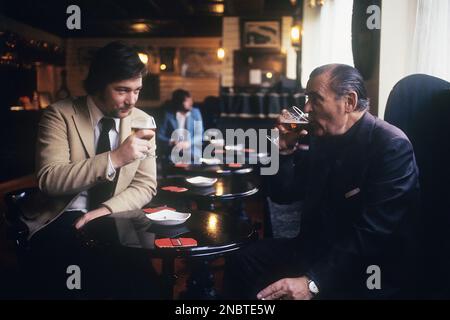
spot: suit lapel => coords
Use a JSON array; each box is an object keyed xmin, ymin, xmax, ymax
[
  {"xmin": 186, "ymin": 113, "xmax": 193, "ymax": 134},
  {"xmin": 115, "ymin": 110, "xmax": 138, "ymax": 194},
  {"xmin": 72, "ymin": 97, "xmax": 95, "ymax": 158},
  {"xmin": 119, "ymin": 110, "xmax": 132, "ymax": 143},
  {"xmin": 335, "ymin": 148, "xmax": 368, "ymax": 196},
  {"xmin": 72, "ymin": 98, "xmax": 138, "ymax": 195},
  {"xmin": 332, "ymin": 144, "xmax": 366, "ymax": 200},
  {"xmin": 304, "ymin": 112, "xmax": 376, "ymax": 212},
  {"xmin": 331, "ymin": 112, "xmax": 375, "ymax": 199},
  {"xmin": 169, "ymin": 113, "xmax": 178, "ymax": 130},
  {"xmin": 304, "ymin": 140, "xmax": 333, "ymax": 214}
]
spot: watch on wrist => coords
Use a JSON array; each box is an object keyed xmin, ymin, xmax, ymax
[{"xmin": 308, "ymin": 279, "xmax": 319, "ymax": 295}]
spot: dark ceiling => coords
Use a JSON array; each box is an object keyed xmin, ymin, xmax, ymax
[{"xmin": 0, "ymin": 0, "xmax": 297, "ymax": 38}]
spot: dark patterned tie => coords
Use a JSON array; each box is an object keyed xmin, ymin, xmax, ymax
[{"xmin": 88, "ymin": 118, "xmax": 116, "ymax": 210}]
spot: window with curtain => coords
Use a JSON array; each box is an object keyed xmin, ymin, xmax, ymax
[
  {"xmin": 301, "ymin": 0, "xmax": 354, "ymax": 87},
  {"xmin": 379, "ymin": 0, "xmax": 450, "ymax": 118},
  {"xmin": 410, "ymin": 0, "xmax": 450, "ymax": 81}
]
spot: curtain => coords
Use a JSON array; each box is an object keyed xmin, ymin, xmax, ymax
[
  {"xmin": 410, "ymin": 0, "xmax": 450, "ymax": 81},
  {"xmin": 301, "ymin": 0, "xmax": 354, "ymax": 86}
]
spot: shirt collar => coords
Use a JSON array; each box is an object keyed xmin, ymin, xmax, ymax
[
  {"xmin": 312, "ymin": 112, "xmax": 367, "ymax": 158},
  {"xmin": 87, "ymin": 96, "xmax": 120, "ymax": 132}
]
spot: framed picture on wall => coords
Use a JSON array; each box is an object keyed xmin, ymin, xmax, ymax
[
  {"xmin": 242, "ymin": 20, "xmax": 281, "ymax": 49},
  {"xmin": 179, "ymin": 48, "xmax": 221, "ymax": 78}
]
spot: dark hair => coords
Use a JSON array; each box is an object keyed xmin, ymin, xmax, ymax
[
  {"xmin": 84, "ymin": 41, "xmax": 148, "ymax": 95},
  {"xmin": 171, "ymin": 89, "xmax": 191, "ymax": 112},
  {"xmin": 310, "ymin": 64, "xmax": 370, "ymax": 111}
]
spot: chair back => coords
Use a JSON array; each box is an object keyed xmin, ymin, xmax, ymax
[
  {"xmin": 384, "ymin": 74, "xmax": 450, "ymax": 298},
  {"xmin": 4, "ymin": 187, "xmax": 39, "ymax": 251}
]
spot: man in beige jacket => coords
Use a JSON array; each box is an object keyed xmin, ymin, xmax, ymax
[{"xmin": 29, "ymin": 41, "xmax": 160, "ymax": 298}]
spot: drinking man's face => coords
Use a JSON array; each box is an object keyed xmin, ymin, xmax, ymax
[
  {"xmin": 95, "ymin": 77, "xmax": 142, "ymax": 118},
  {"xmin": 304, "ymin": 72, "xmax": 356, "ymax": 136}
]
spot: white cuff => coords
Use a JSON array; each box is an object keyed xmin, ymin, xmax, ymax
[{"xmin": 107, "ymin": 153, "xmax": 116, "ymax": 179}]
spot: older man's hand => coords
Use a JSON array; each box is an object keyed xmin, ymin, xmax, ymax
[{"xmin": 257, "ymin": 276, "xmax": 314, "ymax": 300}]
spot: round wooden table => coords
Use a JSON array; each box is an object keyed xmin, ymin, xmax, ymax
[
  {"xmin": 165, "ymin": 162, "xmax": 255, "ymax": 177},
  {"xmin": 79, "ymin": 209, "xmax": 257, "ymax": 299},
  {"xmin": 157, "ymin": 175, "xmax": 259, "ymax": 201}
]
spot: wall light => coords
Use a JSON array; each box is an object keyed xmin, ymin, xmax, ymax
[
  {"xmin": 217, "ymin": 47, "xmax": 225, "ymax": 60},
  {"xmin": 130, "ymin": 23, "xmax": 151, "ymax": 33},
  {"xmin": 210, "ymin": 4, "xmax": 224, "ymax": 14},
  {"xmin": 308, "ymin": 0, "xmax": 325, "ymax": 8},
  {"xmin": 290, "ymin": 24, "xmax": 301, "ymax": 47},
  {"xmin": 160, "ymin": 63, "xmax": 167, "ymax": 71}
]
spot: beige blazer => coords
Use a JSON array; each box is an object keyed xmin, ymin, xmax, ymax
[{"xmin": 25, "ymin": 96, "xmax": 157, "ymax": 239}]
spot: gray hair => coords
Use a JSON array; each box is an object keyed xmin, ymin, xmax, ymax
[{"xmin": 310, "ymin": 64, "xmax": 370, "ymax": 111}]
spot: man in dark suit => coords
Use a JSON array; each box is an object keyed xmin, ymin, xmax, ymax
[{"xmin": 225, "ymin": 64, "xmax": 420, "ymax": 299}]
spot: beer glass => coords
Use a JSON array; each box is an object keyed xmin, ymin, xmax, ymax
[
  {"xmin": 131, "ymin": 117, "xmax": 157, "ymax": 159},
  {"xmin": 267, "ymin": 106, "xmax": 309, "ymax": 148},
  {"xmin": 280, "ymin": 106, "xmax": 309, "ymax": 132}
]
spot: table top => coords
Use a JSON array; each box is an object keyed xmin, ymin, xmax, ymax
[
  {"xmin": 157, "ymin": 175, "xmax": 259, "ymax": 200},
  {"xmin": 80, "ymin": 209, "xmax": 256, "ymax": 258},
  {"xmin": 166, "ymin": 162, "xmax": 255, "ymax": 177}
]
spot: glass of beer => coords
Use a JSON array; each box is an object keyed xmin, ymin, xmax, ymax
[
  {"xmin": 131, "ymin": 117, "xmax": 157, "ymax": 159},
  {"xmin": 280, "ymin": 106, "xmax": 309, "ymax": 132},
  {"xmin": 267, "ymin": 106, "xmax": 309, "ymax": 148}
]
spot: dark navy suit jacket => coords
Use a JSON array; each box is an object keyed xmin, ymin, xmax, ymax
[{"xmin": 270, "ymin": 112, "xmax": 420, "ymax": 298}]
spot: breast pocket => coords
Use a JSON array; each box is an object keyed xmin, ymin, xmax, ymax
[{"xmin": 341, "ymin": 187, "xmax": 363, "ymax": 219}]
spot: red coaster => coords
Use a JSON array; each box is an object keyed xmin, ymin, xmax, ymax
[
  {"xmin": 227, "ymin": 163, "xmax": 243, "ymax": 168},
  {"xmin": 155, "ymin": 238, "xmax": 198, "ymax": 248},
  {"xmin": 174, "ymin": 163, "xmax": 189, "ymax": 168},
  {"xmin": 161, "ymin": 186, "xmax": 188, "ymax": 192}
]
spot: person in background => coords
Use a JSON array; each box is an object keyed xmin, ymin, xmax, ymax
[{"xmin": 157, "ymin": 89, "xmax": 204, "ymax": 163}]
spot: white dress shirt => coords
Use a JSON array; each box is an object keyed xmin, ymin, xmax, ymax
[
  {"xmin": 176, "ymin": 111, "xmax": 191, "ymax": 130},
  {"xmin": 67, "ymin": 96, "xmax": 120, "ymax": 212},
  {"xmin": 175, "ymin": 111, "xmax": 191, "ymax": 143}
]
